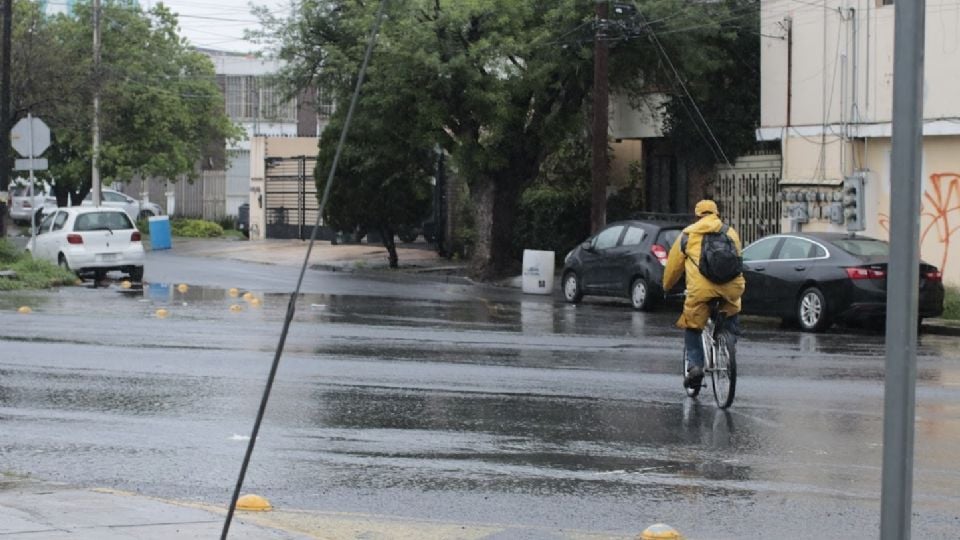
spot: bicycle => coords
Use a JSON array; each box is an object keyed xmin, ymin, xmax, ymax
[{"xmin": 683, "ymin": 299, "xmax": 737, "ymax": 409}]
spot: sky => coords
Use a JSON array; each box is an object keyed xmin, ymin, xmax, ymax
[{"xmin": 142, "ymin": 0, "xmax": 293, "ymax": 53}]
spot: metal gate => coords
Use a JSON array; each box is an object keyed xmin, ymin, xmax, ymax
[
  {"xmin": 714, "ymin": 153, "xmax": 782, "ymax": 245},
  {"xmin": 264, "ymin": 156, "xmax": 319, "ymax": 239}
]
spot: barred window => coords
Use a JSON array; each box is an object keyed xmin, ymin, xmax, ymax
[{"xmin": 224, "ymin": 75, "xmax": 297, "ymax": 122}]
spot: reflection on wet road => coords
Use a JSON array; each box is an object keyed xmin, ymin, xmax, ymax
[{"xmin": 1, "ymin": 258, "xmax": 959, "ymax": 538}]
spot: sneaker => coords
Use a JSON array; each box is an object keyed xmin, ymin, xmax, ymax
[{"xmin": 684, "ymin": 366, "xmax": 704, "ymax": 388}]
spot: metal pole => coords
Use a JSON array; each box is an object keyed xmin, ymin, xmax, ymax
[
  {"xmin": 0, "ymin": 0, "xmax": 12, "ymax": 237},
  {"xmin": 29, "ymin": 114, "xmax": 36, "ymax": 240},
  {"xmin": 590, "ymin": 0, "xmax": 609, "ymax": 234},
  {"xmin": 880, "ymin": 0, "xmax": 925, "ymax": 537},
  {"xmin": 92, "ymin": 0, "xmax": 102, "ymax": 206}
]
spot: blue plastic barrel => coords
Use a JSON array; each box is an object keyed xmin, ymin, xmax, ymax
[{"xmin": 148, "ymin": 216, "xmax": 172, "ymax": 250}]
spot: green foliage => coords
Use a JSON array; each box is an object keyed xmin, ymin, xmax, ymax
[
  {"xmin": 607, "ymin": 161, "xmax": 646, "ymax": 222},
  {"xmin": 513, "ymin": 184, "xmax": 590, "ymax": 264},
  {"xmin": 171, "ymin": 219, "xmax": 224, "ymax": 238},
  {"xmin": 0, "ymin": 240, "xmax": 78, "ymax": 291},
  {"xmin": 8, "ymin": 0, "xmax": 242, "ymax": 204},
  {"xmin": 943, "ymin": 287, "xmax": 960, "ymax": 320}
]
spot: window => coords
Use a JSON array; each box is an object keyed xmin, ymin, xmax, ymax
[
  {"xmin": 38, "ymin": 212, "xmax": 54, "ymax": 233},
  {"xmin": 104, "ymin": 191, "xmax": 128, "ymax": 203},
  {"xmin": 621, "ymin": 226, "xmax": 647, "ymax": 246},
  {"xmin": 75, "ymin": 212, "xmax": 134, "ymax": 231},
  {"xmin": 52, "ymin": 212, "xmax": 68, "ymax": 231},
  {"xmin": 832, "ymin": 238, "xmax": 889, "ymax": 257},
  {"xmin": 777, "ymin": 238, "xmax": 815, "ymax": 260},
  {"xmin": 743, "ymin": 237, "xmax": 781, "ymax": 262},
  {"xmin": 593, "ymin": 225, "xmax": 624, "ymax": 250},
  {"xmin": 224, "ymin": 75, "xmax": 297, "ymax": 122}
]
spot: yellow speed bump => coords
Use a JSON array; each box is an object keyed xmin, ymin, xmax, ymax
[
  {"xmin": 235, "ymin": 494, "xmax": 272, "ymax": 512},
  {"xmin": 155, "ymin": 308, "xmax": 169, "ymax": 319},
  {"xmin": 229, "ymin": 304, "xmax": 243, "ymax": 313},
  {"xmin": 242, "ymin": 291, "xmax": 254, "ymax": 302},
  {"xmin": 177, "ymin": 283, "xmax": 189, "ymax": 293},
  {"xmin": 120, "ymin": 280, "xmax": 132, "ymax": 289},
  {"xmin": 249, "ymin": 297, "xmax": 262, "ymax": 308},
  {"xmin": 639, "ymin": 524, "xmax": 683, "ymax": 540},
  {"xmin": 17, "ymin": 306, "xmax": 32, "ymax": 314},
  {"xmin": 228, "ymin": 287, "xmax": 240, "ymax": 297}
]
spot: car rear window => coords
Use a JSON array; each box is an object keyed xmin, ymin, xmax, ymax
[
  {"xmin": 656, "ymin": 228, "xmax": 681, "ymax": 249},
  {"xmin": 832, "ymin": 238, "xmax": 889, "ymax": 257},
  {"xmin": 74, "ymin": 211, "xmax": 134, "ymax": 231}
]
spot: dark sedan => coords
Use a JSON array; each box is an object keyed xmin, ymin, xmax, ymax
[
  {"xmin": 561, "ymin": 220, "xmax": 685, "ymax": 310},
  {"xmin": 740, "ymin": 232, "xmax": 944, "ymax": 332}
]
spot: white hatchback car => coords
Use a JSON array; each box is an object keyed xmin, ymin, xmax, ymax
[
  {"xmin": 29, "ymin": 207, "xmax": 146, "ymax": 281},
  {"xmin": 81, "ymin": 189, "xmax": 163, "ymax": 221}
]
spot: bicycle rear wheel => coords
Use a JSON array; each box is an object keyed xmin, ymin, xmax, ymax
[{"xmin": 710, "ymin": 332, "xmax": 736, "ymax": 409}]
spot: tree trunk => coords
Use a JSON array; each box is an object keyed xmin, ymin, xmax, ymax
[
  {"xmin": 379, "ymin": 224, "xmax": 399, "ymax": 269},
  {"xmin": 470, "ymin": 175, "xmax": 522, "ymax": 280}
]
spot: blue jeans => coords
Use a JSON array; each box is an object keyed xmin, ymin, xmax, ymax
[{"xmin": 685, "ymin": 315, "xmax": 740, "ymax": 370}]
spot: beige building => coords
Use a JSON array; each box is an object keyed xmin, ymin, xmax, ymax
[{"xmin": 759, "ymin": 0, "xmax": 960, "ymax": 285}]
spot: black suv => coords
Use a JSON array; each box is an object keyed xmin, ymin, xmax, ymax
[{"xmin": 561, "ymin": 219, "xmax": 685, "ymax": 310}]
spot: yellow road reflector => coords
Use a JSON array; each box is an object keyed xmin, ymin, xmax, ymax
[
  {"xmin": 242, "ymin": 291, "xmax": 254, "ymax": 301},
  {"xmin": 236, "ymin": 494, "xmax": 272, "ymax": 512},
  {"xmin": 120, "ymin": 280, "xmax": 132, "ymax": 289},
  {"xmin": 228, "ymin": 288, "xmax": 240, "ymax": 297},
  {"xmin": 177, "ymin": 283, "xmax": 189, "ymax": 293},
  {"xmin": 250, "ymin": 297, "xmax": 262, "ymax": 308},
  {"xmin": 639, "ymin": 524, "xmax": 683, "ymax": 540},
  {"xmin": 17, "ymin": 306, "xmax": 32, "ymax": 314},
  {"xmin": 155, "ymin": 308, "xmax": 169, "ymax": 319},
  {"xmin": 229, "ymin": 304, "xmax": 243, "ymax": 313}
]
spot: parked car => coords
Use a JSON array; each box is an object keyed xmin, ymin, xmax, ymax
[
  {"xmin": 9, "ymin": 183, "xmax": 55, "ymax": 225},
  {"xmin": 28, "ymin": 207, "xmax": 145, "ymax": 281},
  {"xmin": 81, "ymin": 189, "xmax": 163, "ymax": 221},
  {"xmin": 740, "ymin": 232, "xmax": 944, "ymax": 332},
  {"xmin": 561, "ymin": 220, "xmax": 685, "ymax": 310}
]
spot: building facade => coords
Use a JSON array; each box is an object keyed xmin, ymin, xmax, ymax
[{"xmin": 759, "ymin": 0, "xmax": 960, "ymax": 285}]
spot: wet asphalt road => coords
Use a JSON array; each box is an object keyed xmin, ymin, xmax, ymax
[{"xmin": 1, "ymin": 252, "xmax": 959, "ymax": 538}]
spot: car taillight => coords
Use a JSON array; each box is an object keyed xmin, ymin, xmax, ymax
[
  {"xmin": 131, "ymin": 231, "xmax": 141, "ymax": 242},
  {"xmin": 924, "ymin": 270, "xmax": 942, "ymax": 282},
  {"xmin": 845, "ymin": 266, "xmax": 885, "ymax": 280},
  {"xmin": 651, "ymin": 244, "xmax": 668, "ymax": 266},
  {"xmin": 67, "ymin": 234, "xmax": 83, "ymax": 245}
]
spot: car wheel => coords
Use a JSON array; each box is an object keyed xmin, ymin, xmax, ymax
[
  {"xmin": 58, "ymin": 254, "xmax": 76, "ymax": 276},
  {"xmin": 797, "ymin": 286, "xmax": 831, "ymax": 332},
  {"xmin": 562, "ymin": 271, "xmax": 583, "ymax": 304},
  {"xmin": 398, "ymin": 228, "xmax": 418, "ymax": 243},
  {"xmin": 630, "ymin": 277, "xmax": 655, "ymax": 311},
  {"xmin": 129, "ymin": 266, "xmax": 144, "ymax": 282}
]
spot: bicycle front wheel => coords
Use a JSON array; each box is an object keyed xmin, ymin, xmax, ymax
[{"xmin": 710, "ymin": 332, "xmax": 737, "ymax": 409}]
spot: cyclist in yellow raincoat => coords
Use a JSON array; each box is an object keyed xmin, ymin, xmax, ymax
[{"xmin": 662, "ymin": 200, "xmax": 745, "ymax": 387}]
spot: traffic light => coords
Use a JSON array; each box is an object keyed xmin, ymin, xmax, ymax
[{"xmin": 842, "ymin": 175, "xmax": 866, "ymax": 232}]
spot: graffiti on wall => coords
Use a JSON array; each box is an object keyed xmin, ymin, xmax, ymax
[{"xmin": 878, "ymin": 172, "xmax": 960, "ymax": 274}]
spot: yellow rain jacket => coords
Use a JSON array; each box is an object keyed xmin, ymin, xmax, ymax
[{"xmin": 662, "ymin": 213, "xmax": 746, "ymax": 330}]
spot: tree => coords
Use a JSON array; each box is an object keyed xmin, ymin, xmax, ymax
[
  {"xmin": 260, "ymin": 0, "xmax": 755, "ymax": 279},
  {"xmin": 9, "ymin": 0, "xmax": 241, "ymax": 206}
]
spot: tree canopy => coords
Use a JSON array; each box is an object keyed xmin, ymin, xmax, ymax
[
  {"xmin": 259, "ymin": 0, "xmax": 760, "ymax": 278},
  {"xmin": 7, "ymin": 0, "xmax": 241, "ymax": 205}
]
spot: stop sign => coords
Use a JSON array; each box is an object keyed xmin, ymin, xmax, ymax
[{"xmin": 11, "ymin": 116, "xmax": 51, "ymax": 158}]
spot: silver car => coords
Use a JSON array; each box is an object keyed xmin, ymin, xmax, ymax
[
  {"xmin": 29, "ymin": 207, "xmax": 146, "ymax": 281},
  {"xmin": 81, "ymin": 189, "xmax": 163, "ymax": 221}
]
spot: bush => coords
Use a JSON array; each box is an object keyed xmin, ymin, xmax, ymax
[
  {"xmin": 0, "ymin": 240, "xmax": 77, "ymax": 291},
  {"xmin": 171, "ymin": 219, "xmax": 224, "ymax": 238},
  {"xmin": 944, "ymin": 287, "xmax": 960, "ymax": 320},
  {"xmin": 512, "ymin": 184, "xmax": 590, "ymax": 264}
]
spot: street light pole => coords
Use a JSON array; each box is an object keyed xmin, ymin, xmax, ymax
[
  {"xmin": 0, "ymin": 0, "xmax": 13, "ymax": 236},
  {"xmin": 91, "ymin": 0, "xmax": 102, "ymax": 206},
  {"xmin": 590, "ymin": 0, "xmax": 609, "ymax": 235}
]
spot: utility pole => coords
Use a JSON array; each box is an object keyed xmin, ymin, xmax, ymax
[
  {"xmin": 0, "ymin": 0, "xmax": 13, "ymax": 237},
  {"xmin": 91, "ymin": 0, "xmax": 102, "ymax": 206},
  {"xmin": 590, "ymin": 0, "xmax": 609, "ymax": 234}
]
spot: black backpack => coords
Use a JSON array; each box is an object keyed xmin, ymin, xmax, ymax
[{"xmin": 682, "ymin": 225, "xmax": 743, "ymax": 284}]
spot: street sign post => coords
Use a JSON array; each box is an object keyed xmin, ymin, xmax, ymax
[{"xmin": 10, "ymin": 115, "xmax": 51, "ymax": 240}]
